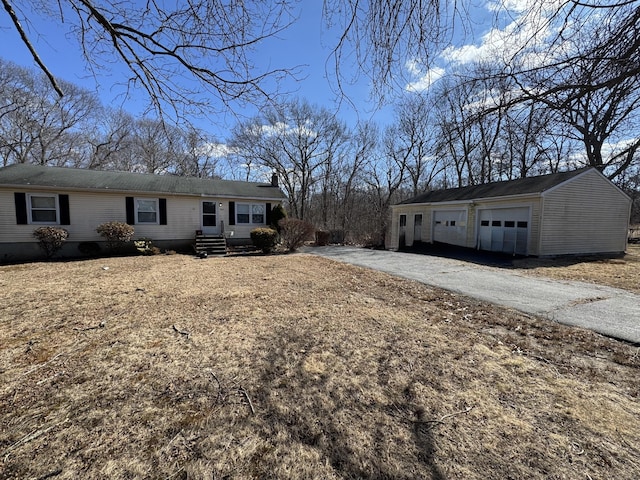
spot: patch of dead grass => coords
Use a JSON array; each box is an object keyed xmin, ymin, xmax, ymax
[
  {"xmin": 1, "ymin": 254, "xmax": 639, "ymax": 479},
  {"xmin": 513, "ymin": 244, "xmax": 640, "ymax": 293}
]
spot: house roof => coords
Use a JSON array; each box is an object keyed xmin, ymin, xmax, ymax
[
  {"xmin": 398, "ymin": 168, "xmax": 593, "ymax": 205},
  {"xmin": 0, "ymin": 164, "xmax": 286, "ymax": 200}
]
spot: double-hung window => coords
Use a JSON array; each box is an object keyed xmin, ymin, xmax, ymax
[
  {"xmin": 135, "ymin": 198, "xmax": 159, "ymax": 224},
  {"xmin": 28, "ymin": 194, "xmax": 59, "ymax": 224},
  {"xmin": 236, "ymin": 203, "xmax": 265, "ymax": 225}
]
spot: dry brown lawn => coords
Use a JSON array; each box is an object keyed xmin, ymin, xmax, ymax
[
  {"xmin": 1, "ymin": 253, "xmax": 639, "ymax": 479},
  {"xmin": 513, "ymin": 244, "xmax": 640, "ymax": 294}
]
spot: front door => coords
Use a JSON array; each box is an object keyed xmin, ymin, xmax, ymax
[
  {"xmin": 399, "ymin": 214, "xmax": 407, "ymax": 249},
  {"xmin": 202, "ymin": 201, "xmax": 220, "ymax": 234}
]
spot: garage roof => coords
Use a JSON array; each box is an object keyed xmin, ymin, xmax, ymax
[
  {"xmin": 399, "ymin": 168, "xmax": 591, "ymax": 205},
  {"xmin": 0, "ymin": 163, "xmax": 286, "ymax": 200}
]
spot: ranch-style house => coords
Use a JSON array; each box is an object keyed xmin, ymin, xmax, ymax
[{"xmin": 0, "ymin": 163, "xmax": 286, "ymax": 262}]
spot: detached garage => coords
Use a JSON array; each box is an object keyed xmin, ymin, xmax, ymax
[{"xmin": 389, "ymin": 168, "xmax": 631, "ymax": 256}]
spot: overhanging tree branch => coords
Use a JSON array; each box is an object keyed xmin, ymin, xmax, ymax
[{"xmin": 1, "ymin": 0, "xmax": 64, "ymax": 97}]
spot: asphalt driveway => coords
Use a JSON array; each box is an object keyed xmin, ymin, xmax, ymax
[{"xmin": 304, "ymin": 246, "xmax": 640, "ymax": 344}]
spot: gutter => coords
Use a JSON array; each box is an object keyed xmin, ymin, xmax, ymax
[
  {"xmin": 397, "ymin": 192, "xmax": 540, "ymax": 207},
  {"xmin": 0, "ymin": 184, "xmax": 286, "ymax": 202}
]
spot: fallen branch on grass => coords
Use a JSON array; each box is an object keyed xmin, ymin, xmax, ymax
[
  {"xmin": 21, "ymin": 352, "xmax": 64, "ymax": 378},
  {"xmin": 172, "ymin": 325, "xmax": 190, "ymax": 339},
  {"xmin": 420, "ymin": 406, "xmax": 475, "ymax": 429},
  {"xmin": 36, "ymin": 468, "xmax": 63, "ymax": 479},
  {"xmin": 207, "ymin": 372, "xmax": 254, "ymax": 415},
  {"xmin": 73, "ymin": 321, "xmax": 105, "ymax": 332},
  {"xmin": 3, "ymin": 420, "xmax": 68, "ymax": 461},
  {"xmin": 165, "ymin": 465, "xmax": 184, "ymax": 480},
  {"xmin": 21, "ymin": 342, "xmax": 81, "ymax": 378},
  {"xmin": 238, "ymin": 387, "xmax": 255, "ymax": 415},
  {"xmin": 209, "ymin": 372, "xmax": 223, "ymax": 403}
]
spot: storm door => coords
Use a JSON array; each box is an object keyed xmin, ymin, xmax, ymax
[{"xmin": 202, "ymin": 201, "xmax": 220, "ymax": 234}]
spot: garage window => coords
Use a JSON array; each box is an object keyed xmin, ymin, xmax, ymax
[
  {"xmin": 505, "ymin": 221, "xmax": 515, "ymax": 228},
  {"xmin": 481, "ymin": 220, "xmax": 489, "ymax": 227},
  {"xmin": 517, "ymin": 221, "xmax": 528, "ymax": 228},
  {"xmin": 492, "ymin": 220, "xmax": 501, "ymax": 227}
]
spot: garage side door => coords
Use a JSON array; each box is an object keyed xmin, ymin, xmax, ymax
[
  {"xmin": 478, "ymin": 207, "xmax": 529, "ymax": 255},
  {"xmin": 433, "ymin": 209, "xmax": 467, "ymax": 247}
]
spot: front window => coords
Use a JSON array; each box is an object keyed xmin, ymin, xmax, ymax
[
  {"xmin": 136, "ymin": 198, "xmax": 158, "ymax": 224},
  {"xmin": 236, "ymin": 203, "xmax": 265, "ymax": 224},
  {"xmin": 251, "ymin": 204, "xmax": 265, "ymax": 223},
  {"xmin": 28, "ymin": 194, "xmax": 58, "ymax": 224}
]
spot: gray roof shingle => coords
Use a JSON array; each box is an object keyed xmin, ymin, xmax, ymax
[
  {"xmin": 398, "ymin": 168, "xmax": 592, "ymax": 205},
  {"xmin": 0, "ymin": 164, "xmax": 286, "ymax": 200}
]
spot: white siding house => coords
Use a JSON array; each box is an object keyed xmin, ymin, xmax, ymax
[
  {"xmin": 0, "ymin": 164, "xmax": 286, "ymax": 262},
  {"xmin": 390, "ymin": 168, "xmax": 631, "ymax": 257}
]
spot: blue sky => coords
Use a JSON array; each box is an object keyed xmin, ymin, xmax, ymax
[{"xmin": 0, "ymin": 1, "xmax": 506, "ymax": 139}]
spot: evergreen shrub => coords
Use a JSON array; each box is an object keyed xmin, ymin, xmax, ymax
[{"xmin": 251, "ymin": 227, "xmax": 279, "ymax": 254}]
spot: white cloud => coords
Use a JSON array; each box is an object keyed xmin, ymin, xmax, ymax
[
  {"xmin": 442, "ymin": 14, "xmax": 557, "ymax": 69},
  {"xmin": 200, "ymin": 142, "xmax": 232, "ymax": 158},
  {"xmin": 487, "ymin": 0, "xmax": 565, "ymax": 15},
  {"xmin": 486, "ymin": 0, "xmax": 532, "ymax": 14},
  {"xmin": 410, "ymin": 0, "xmax": 571, "ymax": 84},
  {"xmin": 259, "ymin": 120, "xmax": 317, "ymax": 139},
  {"xmin": 405, "ymin": 65, "xmax": 446, "ymax": 92},
  {"xmin": 259, "ymin": 121, "xmax": 289, "ymax": 137}
]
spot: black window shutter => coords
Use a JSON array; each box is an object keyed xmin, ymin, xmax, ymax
[
  {"xmin": 59, "ymin": 194, "xmax": 70, "ymax": 225},
  {"xmin": 126, "ymin": 197, "xmax": 135, "ymax": 225},
  {"xmin": 266, "ymin": 203, "xmax": 272, "ymax": 226},
  {"xmin": 159, "ymin": 198, "xmax": 167, "ymax": 225},
  {"xmin": 228, "ymin": 201, "xmax": 235, "ymax": 226},
  {"xmin": 14, "ymin": 192, "xmax": 28, "ymax": 224},
  {"xmin": 13, "ymin": 192, "xmax": 29, "ymax": 225}
]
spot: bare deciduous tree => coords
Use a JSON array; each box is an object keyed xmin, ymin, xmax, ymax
[
  {"xmin": 86, "ymin": 109, "xmax": 134, "ymax": 171},
  {"xmin": 173, "ymin": 128, "xmax": 223, "ymax": 179},
  {"xmin": 2, "ymin": 0, "xmax": 301, "ymax": 121},
  {"xmin": 363, "ymin": 155, "xmax": 410, "ymax": 246},
  {"xmin": 230, "ymin": 99, "xmax": 349, "ymax": 221},
  {"xmin": 431, "ymin": 77, "xmax": 481, "ymax": 187},
  {"xmin": 323, "ymin": 0, "xmax": 458, "ymax": 101},
  {"xmin": 391, "ymin": 93, "xmax": 445, "ymax": 195},
  {"xmin": 489, "ymin": 1, "xmax": 640, "ymax": 180},
  {"xmin": 0, "ymin": 58, "xmax": 99, "ymax": 166}
]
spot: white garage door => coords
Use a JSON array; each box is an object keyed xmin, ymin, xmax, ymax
[
  {"xmin": 478, "ymin": 207, "xmax": 529, "ymax": 255},
  {"xmin": 433, "ymin": 209, "xmax": 467, "ymax": 247}
]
